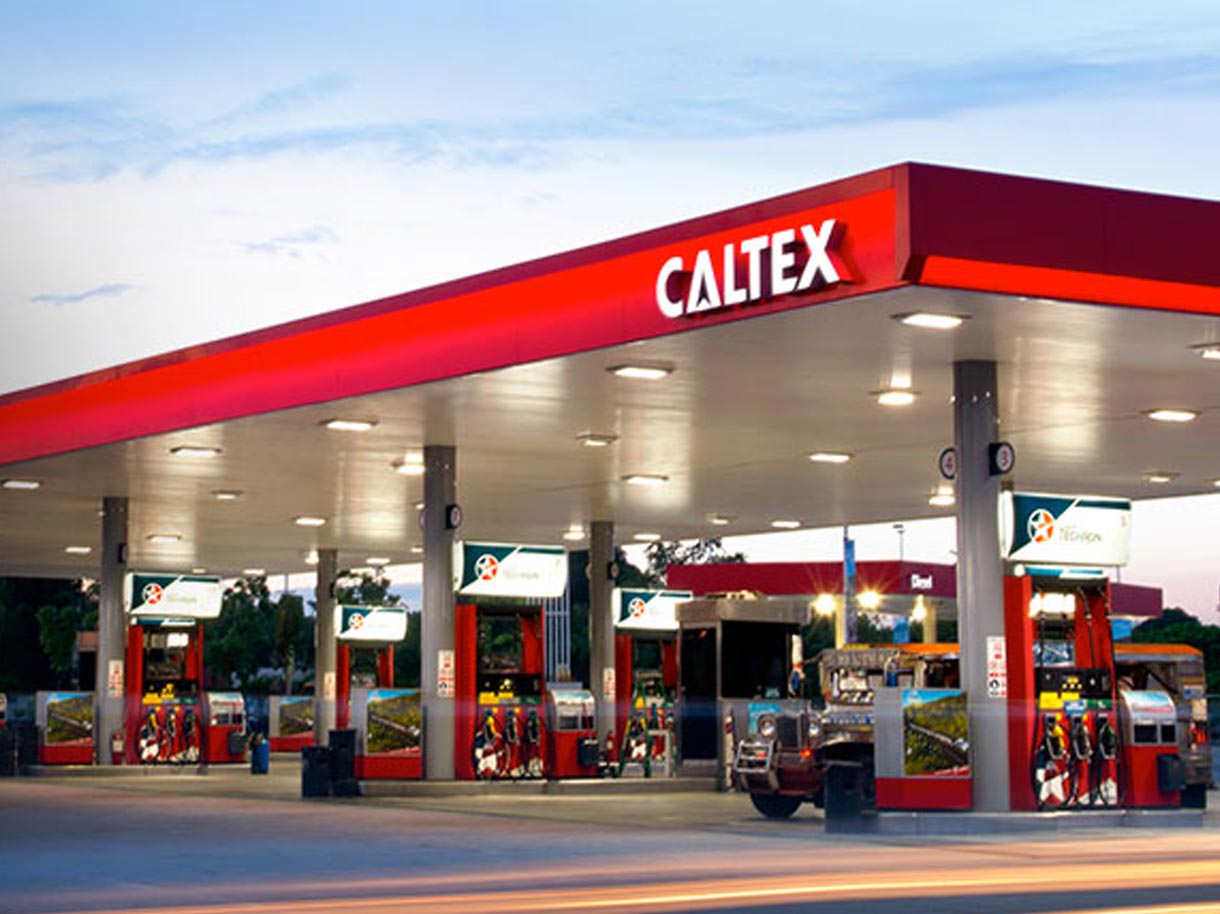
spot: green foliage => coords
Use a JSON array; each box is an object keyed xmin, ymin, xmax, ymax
[
  {"xmin": 642, "ymin": 538, "xmax": 745, "ymax": 586},
  {"xmin": 335, "ymin": 569, "xmax": 398, "ymax": 608},
  {"xmin": 36, "ymin": 603, "xmax": 80, "ymax": 685},
  {"xmin": 274, "ymin": 593, "xmax": 306, "ymax": 694},
  {"xmin": 203, "ymin": 576, "xmax": 277, "ymax": 691},
  {"xmin": 0, "ymin": 578, "xmax": 94, "ymax": 691},
  {"xmin": 393, "ymin": 610, "xmax": 421, "ymax": 688},
  {"xmin": 1132, "ymin": 607, "xmax": 1220, "ymax": 693}
]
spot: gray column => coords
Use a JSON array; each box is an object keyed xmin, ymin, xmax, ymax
[
  {"xmin": 953, "ymin": 360, "xmax": 1009, "ymax": 811},
  {"xmin": 421, "ymin": 445, "xmax": 457, "ymax": 780},
  {"xmin": 313, "ymin": 548, "xmax": 338, "ymax": 746},
  {"xmin": 588, "ymin": 521, "xmax": 616, "ymax": 742},
  {"xmin": 95, "ymin": 496, "xmax": 128, "ymax": 765}
]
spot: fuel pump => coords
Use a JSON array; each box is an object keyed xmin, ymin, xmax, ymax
[
  {"xmin": 451, "ymin": 541, "xmax": 569, "ymax": 781},
  {"xmin": 125, "ymin": 623, "xmax": 207, "ymax": 764},
  {"xmin": 123, "ymin": 573, "xmax": 223, "ymax": 766},
  {"xmin": 454, "ymin": 602, "xmax": 548, "ymax": 780},
  {"xmin": 1004, "ymin": 575, "xmax": 1118, "ymax": 810},
  {"xmin": 613, "ymin": 589, "xmax": 687, "ymax": 777}
]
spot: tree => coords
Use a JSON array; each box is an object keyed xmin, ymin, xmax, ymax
[
  {"xmin": 203, "ymin": 576, "xmax": 277, "ymax": 691},
  {"xmin": 643, "ymin": 538, "xmax": 745, "ymax": 586},
  {"xmin": 0, "ymin": 578, "xmax": 92, "ymax": 691},
  {"xmin": 36, "ymin": 603, "xmax": 80, "ymax": 687},
  {"xmin": 274, "ymin": 593, "xmax": 305, "ymax": 695}
]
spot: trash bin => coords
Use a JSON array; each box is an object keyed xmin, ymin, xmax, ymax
[
  {"xmin": 823, "ymin": 760, "xmax": 877, "ymax": 833},
  {"xmin": 329, "ymin": 728, "xmax": 359, "ymax": 797},
  {"xmin": 249, "ymin": 734, "xmax": 269, "ymax": 775},
  {"xmin": 227, "ymin": 729, "xmax": 248, "ymax": 758},
  {"xmin": 301, "ymin": 746, "xmax": 331, "ymax": 797},
  {"xmin": 0, "ymin": 728, "xmax": 14, "ymax": 777},
  {"xmin": 14, "ymin": 724, "xmax": 38, "ymax": 773}
]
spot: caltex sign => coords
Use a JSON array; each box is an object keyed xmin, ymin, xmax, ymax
[
  {"xmin": 655, "ymin": 219, "xmax": 844, "ymax": 318},
  {"xmin": 999, "ymin": 493, "xmax": 1131, "ymax": 567},
  {"xmin": 125, "ymin": 573, "xmax": 223, "ymax": 619},
  {"xmin": 614, "ymin": 589, "xmax": 693, "ymax": 632},
  {"xmin": 335, "ymin": 605, "xmax": 408, "ymax": 643},
  {"xmin": 455, "ymin": 542, "xmax": 568, "ymax": 599}
]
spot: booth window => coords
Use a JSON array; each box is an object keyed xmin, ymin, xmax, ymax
[{"xmin": 721, "ymin": 621, "xmax": 791, "ymax": 699}]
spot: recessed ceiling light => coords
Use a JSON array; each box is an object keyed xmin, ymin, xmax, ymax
[
  {"xmin": 771, "ymin": 519, "xmax": 801, "ymax": 529},
  {"xmin": 623, "ymin": 474, "xmax": 669, "ymax": 487},
  {"xmin": 409, "ymin": 545, "xmax": 424, "ymax": 554},
  {"xmin": 1191, "ymin": 343, "xmax": 1220, "ymax": 360},
  {"xmin": 562, "ymin": 528, "xmax": 587, "ymax": 542},
  {"xmin": 1145, "ymin": 408, "xmax": 1198, "ymax": 423},
  {"xmin": 294, "ymin": 516, "xmax": 327, "ymax": 527},
  {"xmin": 394, "ymin": 456, "xmax": 426, "ymax": 476},
  {"xmin": 809, "ymin": 452, "xmax": 852, "ymax": 464},
  {"xmin": 366, "ymin": 557, "xmax": 391, "ymax": 566},
  {"xmin": 895, "ymin": 312, "xmax": 965, "ymax": 330},
  {"xmin": 929, "ymin": 484, "xmax": 955, "ymax": 507},
  {"xmin": 304, "ymin": 550, "xmax": 319, "ymax": 566},
  {"xmin": 2, "ymin": 479, "xmax": 41, "ymax": 490},
  {"xmin": 323, "ymin": 419, "xmax": 377, "ymax": 432},
  {"xmin": 170, "ymin": 445, "xmax": 221, "ymax": 458},
  {"xmin": 707, "ymin": 514, "xmax": 734, "ymax": 526},
  {"xmin": 242, "ymin": 568, "xmax": 266, "ymax": 576},
  {"xmin": 1213, "ymin": 479, "xmax": 1220, "ymax": 488},
  {"xmin": 876, "ymin": 389, "xmax": 917, "ymax": 407},
  {"xmin": 608, "ymin": 364, "xmax": 673, "ymax": 380},
  {"xmin": 64, "ymin": 545, "xmax": 92, "ymax": 555},
  {"xmin": 633, "ymin": 532, "xmax": 662, "ymax": 542},
  {"xmin": 212, "ymin": 490, "xmax": 242, "ymax": 501},
  {"xmin": 1143, "ymin": 471, "xmax": 1178, "ymax": 484},
  {"xmin": 576, "ymin": 432, "xmax": 618, "ymax": 448},
  {"xmin": 147, "ymin": 533, "xmax": 182, "ymax": 544}
]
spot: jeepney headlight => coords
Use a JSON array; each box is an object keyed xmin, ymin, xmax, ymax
[
  {"xmin": 758, "ymin": 715, "xmax": 777, "ymax": 741},
  {"xmin": 806, "ymin": 717, "xmax": 822, "ymax": 742}
]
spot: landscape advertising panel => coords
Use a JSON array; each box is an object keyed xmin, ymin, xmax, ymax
[{"xmin": 901, "ymin": 689, "xmax": 969, "ymax": 777}]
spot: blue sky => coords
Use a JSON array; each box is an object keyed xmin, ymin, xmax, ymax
[{"xmin": 4, "ymin": 2, "xmax": 1220, "ymax": 617}]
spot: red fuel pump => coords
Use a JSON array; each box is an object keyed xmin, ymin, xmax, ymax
[
  {"xmin": 124, "ymin": 623, "xmax": 206, "ymax": 765},
  {"xmin": 1004, "ymin": 575, "xmax": 1125, "ymax": 810},
  {"xmin": 612, "ymin": 589, "xmax": 686, "ymax": 776},
  {"xmin": 454, "ymin": 603, "xmax": 547, "ymax": 780}
]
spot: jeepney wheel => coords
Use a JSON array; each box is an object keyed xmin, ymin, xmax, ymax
[{"xmin": 749, "ymin": 793, "xmax": 803, "ymax": 819}]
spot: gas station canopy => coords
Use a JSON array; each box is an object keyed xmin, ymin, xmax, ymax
[{"xmin": 2, "ymin": 163, "xmax": 1220, "ymax": 578}]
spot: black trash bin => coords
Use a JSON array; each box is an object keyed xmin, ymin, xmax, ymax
[
  {"xmin": 14, "ymin": 724, "xmax": 38, "ymax": 774},
  {"xmin": 823, "ymin": 760, "xmax": 877, "ymax": 833},
  {"xmin": 301, "ymin": 746, "xmax": 331, "ymax": 797},
  {"xmin": 329, "ymin": 729, "xmax": 359, "ymax": 797},
  {"xmin": 0, "ymin": 727, "xmax": 14, "ymax": 777}
]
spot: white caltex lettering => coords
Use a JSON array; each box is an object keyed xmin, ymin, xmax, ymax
[{"xmin": 655, "ymin": 218, "xmax": 843, "ymax": 318}]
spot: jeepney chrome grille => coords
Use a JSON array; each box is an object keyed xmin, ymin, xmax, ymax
[{"xmin": 777, "ymin": 715, "xmax": 800, "ymax": 749}]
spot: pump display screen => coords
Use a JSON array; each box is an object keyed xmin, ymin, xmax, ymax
[{"xmin": 142, "ymin": 631, "xmax": 198, "ymax": 698}]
